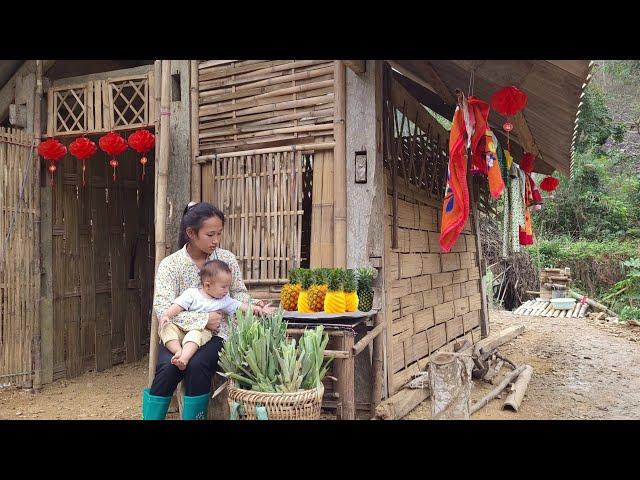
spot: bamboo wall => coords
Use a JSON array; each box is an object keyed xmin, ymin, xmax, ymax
[
  {"xmin": 382, "ymin": 71, "xmax": 482, "ymax": 395},
  {"xmin": 0, "ymin": 129, "xmax": 38, "ymax": 385},
  {"xmin": 49, "ymin": 147, "xmax": 154, "ymax": 379},
  {"xmin": 384, "ymin": 175, "xmax": 482, "ymax": 394},
  {"xmin": 197, "ymin": 61, "xmax": 337, "ymax": 298}
]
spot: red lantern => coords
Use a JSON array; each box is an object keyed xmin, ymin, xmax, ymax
[
  {"xmin": 99, "ymin": 131, "xmax": 128, "ymax": 181},
  {"xmin": 127, "ymin": 129, "xmax": 155, "ymax": 180},
  {"xmin": 37, "ymin": 138, "xmax": 67, "ymax": 186},
  {"xmin": 69, "ymin": 136, "xmax": 97, "ymax": 187},
  {"xmin": 540, "ymin": 176, "xmax": 560, "ymax": 192},
  {"xmin": 491, "ymin": 86, "xmax": 528, "ymax": 149},
  {"xmin": 520, "ymin": 152, "xmax": 535, "ymax": 174}
]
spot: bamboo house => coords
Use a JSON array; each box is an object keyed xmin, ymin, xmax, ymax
[{"xmin": 0, "ymin": 59, "xmax": 591, "ymax": 417}]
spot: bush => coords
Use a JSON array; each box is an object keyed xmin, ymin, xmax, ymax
[{"xmin": 526, "ymin": 239, "xmax": 640, "ymax": 298}]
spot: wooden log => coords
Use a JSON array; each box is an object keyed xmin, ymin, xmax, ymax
[
  {"xmin": 32, "ymin": 60, "xmax": 43, "ymax": 390},
  {"xmin": 148, "ymin": 60, "xmax": 171, "ymax": 388},
  {"xmin": 568, "ymin": 290, "xmax": 616, "ymax": 317},
  {"xmin": 474, "ymin": 325, "xmax": 525, "ymax": 356},
  {"xmin": 578, "ymin": 303, "xmax": 589, "ymax": 318},
  {"xmin": 483, "ymin": 359, "xmax": 504, "ymax": 384},
  {"xmin": 375, "ymin": 384, "xmax": 430, "ymax": 420},
  {"xmin": 552, "ymin": 309, "xmax": 561, "ymax": 317},
  {"xmin": 352, "ymin": 322, "xmax": 385, "ymax": 355},
  {"xmin": 469, "ymin": 364, "xmax": 527, "ymax": 415},
  {"xmin": 503, "ymin": 364, "xmax": 533, "ymax": 412},
  {"xmin": 428, "ymin": 350, "xmax": 473, "ymax": 419}
]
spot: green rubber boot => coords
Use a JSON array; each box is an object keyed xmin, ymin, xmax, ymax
[
  {"xmin": 142, "ymin": 388, "xmax": 171, "ymax": 420},
  {"xmin": 182, "ymin": 392, "xmax": 211, "ymax": 420}
]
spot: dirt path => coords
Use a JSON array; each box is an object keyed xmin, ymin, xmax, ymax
[
  {"xmin": 406, "ymin": 309, "xmax": 640, "ymax": 420},
  {"xmin": 2, "ymin": 309, "xmax": 640, "ymax": 420}
]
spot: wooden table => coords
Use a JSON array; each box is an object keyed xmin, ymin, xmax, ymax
[{"xmin": 283, "ymin": 310, "xmax": 384, "ymax": 420}]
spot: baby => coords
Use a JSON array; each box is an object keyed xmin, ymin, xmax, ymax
[{"xmin": 159, "ymin": 259, "xmax": 275, "ymax": 370}]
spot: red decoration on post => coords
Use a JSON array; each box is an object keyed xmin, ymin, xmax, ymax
[
  {"xmin": 491, "ymin": 86, "xmax": 528, "ymax": 149},
  {"xmin": 540, "ymin": 176, "xmax": 560, "ymax": 192},
  {"xmin": 520, "ymin": 152, "xmax": 535, "ymax": 174},
  {"xmin": 127, "ymin": 129, "xmax": 155, "ymax": 180},
  {"xmin": 99, "ymin": 131, "xmax": 128, "ymax": 181},
  {"xmin": 69, "ymin": 136, "xmax": 97, "ymax": 187},
  {"xmin": 37, "ymin": 138, "xmax": 67, "ymax": 186}
]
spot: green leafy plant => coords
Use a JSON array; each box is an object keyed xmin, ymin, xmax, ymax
[{"xmin": 218, "ymin": 307, "xmax": 333, "ymax": 393}]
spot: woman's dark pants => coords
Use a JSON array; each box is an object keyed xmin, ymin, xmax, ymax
[{"xmin": 149, "ymin": 336, "xmax": 224, "ymax": 397}]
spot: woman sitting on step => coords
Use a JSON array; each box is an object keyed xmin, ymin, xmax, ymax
[{"xmin": 142, "ymin": 201, "xmax": 266, "ymax": 420}]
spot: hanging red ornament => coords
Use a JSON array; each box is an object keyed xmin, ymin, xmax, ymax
[
  {"xmin": 37, "ymin": 138, "xmax": 67, "ymax": 186},
  {"xmin": 99, "ymin": 131, "xmax": 128, "ymax": 181},
  {"xmin": 520, "ymin": 152, "xmax": 535, "ymax": 174},
  {"xmin": 491, "ymin": 86, "xmax": 528, "ymax": 149},
  {"xmin": 69, "ymin": 136, "xmax": 97, "ymax": 187},
  {"xmin": 540, "ymin": 176, "xmax": 560, "ymax": 192},
  {"xmin": 127, "ymin": 129, "xmax": 155, "ymax": 180}
]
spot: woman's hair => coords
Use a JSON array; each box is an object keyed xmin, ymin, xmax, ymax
[
  {"xmin": 178, "ymin": 202, "xmax": 225, "ymax": 249},
  {"xmin": 199, "ymin": 259, "xmax": 231, "ymax": 282}
]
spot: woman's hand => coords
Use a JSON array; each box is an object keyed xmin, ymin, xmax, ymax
[{"xmin": 206, "ymin": 310, "xmax": 224, "ymax": 332}]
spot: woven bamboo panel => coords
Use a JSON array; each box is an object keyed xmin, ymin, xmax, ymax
[
  {"xmin": 0, "ymin": 128, "xmax": 38, "ymax": 385},
  {"xmin": 198, "ymin": 60, "xmax": 335, "ymax": 154},
  {"xmin": 205, "ymin": 150, "xmax": 306, "ymax": 284}
]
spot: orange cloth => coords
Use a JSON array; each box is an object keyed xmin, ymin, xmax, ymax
[
  {"xmin": 439, "ymin": 106, "xmax": 470, "ymax": 253},
  {"xmin": 468, "ymin": 97, "xmax": 505, "ymax": 199}
]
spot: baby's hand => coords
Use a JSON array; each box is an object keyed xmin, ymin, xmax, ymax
[
  {"xmin": 261, "ymin": 304, "xmax": 276, "ymax": 315},
  {"xmin": 159, "ymin": 316, "xmax": 170, "ymax": 330}
]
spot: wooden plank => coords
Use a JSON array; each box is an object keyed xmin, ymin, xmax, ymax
[
  {"xmin": 474, "ymin": 325, "xmax": 525, "ymax": 355},
  {"xmin": 62, "ymin": 155, "xmax": 82, "ymax": 378}
]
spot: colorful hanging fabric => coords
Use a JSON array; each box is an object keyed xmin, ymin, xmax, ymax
[
  {"xmin": 519, "ymin": 170, "xmax": 535, "ymax": 245},
  {"xmin": 510, "ymin": 164, "xmax": 526, "ymax": 253},
  {"xmin": 467, "ymin": 96, "xmax": 505, "ymax": 198},
  {"xmin": 439, "ymin": 100, "xmax": 471, "ymax": 253}
]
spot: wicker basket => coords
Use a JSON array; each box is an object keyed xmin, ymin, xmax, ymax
[{"xmin": 227, "ymin": 382, "xmax": 324, "ymax": 420}]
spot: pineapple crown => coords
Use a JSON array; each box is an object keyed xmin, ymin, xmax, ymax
[
  {"xmin": 313, "ymin": 268, "xmax": 330, "ymax": 285},
  {"xmin": 357, "ymin": 267, "xmax": 374, "ymax": 289},
  {"xmin": 288, "ymin": 268, "xmax": 300, "ymax": 284},
  {"xmin": 343, "ymin": 269, "xmax": 357, "ymax": 293},
  {"xmin": 327, "ymin": 268, "xmax": 344, "ymax": 292},
  {"xmin": 299, "ymin": 269, "xmax": 314, "ymax": 290}
]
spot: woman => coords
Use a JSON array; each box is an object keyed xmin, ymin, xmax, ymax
[{"xmin": 142, "ymin": 202, "xmax": 262, "ymax": 420}]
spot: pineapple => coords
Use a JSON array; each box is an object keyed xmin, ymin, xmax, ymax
[
  {"xmin": 324, "ymin": 269, "xmax": 346, "ymax": 313},
  {"xmin": 307, "ymin": 269, "xmax": 329, "ymax": 312},
  {"xmin": 296, "ymin": 269, "xmax": 314, "ymax": 313},
  {"xmin": 280, "ymin": 268, "xmax": 301, "ymax": 311},
  {"xmin": 357, "ymin": 267, "xmax": 375, "ymax": 312},
  {"xmin": 343, "ymin": 269, "xmax": 359, "ymax": 312}
]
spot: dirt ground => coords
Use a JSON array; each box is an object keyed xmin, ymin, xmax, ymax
[
  {"xmin": 407, "ymin": 309, "xmax": 640, "ymax": 420},
  {"xmin": 2, "ymin": 308, "xmax": 640, "ymax": 420}
]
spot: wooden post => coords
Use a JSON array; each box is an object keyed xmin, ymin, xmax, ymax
[
  {"xmin": 471, "ymin": 178, "xmax": 490, "ymax": 337},
  {"xmin": 32, "ymin": 60, "xmax": 43, "ymax": 390},
  {"xmin": 333, "ymin": 60, "xmax": 347, "ymax": 268},
  {"xmin": 429, "ymin": 350, "xmax": 473, "ymax": 419},
  {"xmin": 148, "ymin": 60, "xmax": 171, "ymax": 388},
  {"xmin": 190, "ymin": 60, "xmax": 201, "ymax": 201},
  {"xmin": 371, "ymin": 312, "xmax": 384, "ymax": 415},
  {"xmin": 335, "ymin": 331, "xmax": 355, "ymax": 419}
]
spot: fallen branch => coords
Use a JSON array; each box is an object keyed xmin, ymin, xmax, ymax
[
  {"xmin": 469, "ymin": 364, "xmax": 527, "ymax": 415},
  {"xmin": 502, "ymin": 365, "xmax": 533, "ymax": 412}
]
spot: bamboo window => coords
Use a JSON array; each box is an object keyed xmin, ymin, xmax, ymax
[{"xmin": 211, "ymin": 150, "xmax": 306, "ymax": 284}]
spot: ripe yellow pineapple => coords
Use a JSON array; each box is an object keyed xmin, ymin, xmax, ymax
[
  {"xmin": 307, "ymin": 269, "xmax": 329, "ymax": 312},
  {"xmin": 343, "ymin": 269, "xmax": 359, "ymax": 312},
  {"xmin": 296, "ymin": 269, "xmax": 314, "ymax": 313},
  {"xmin": 324, "ymin": 269, "xmax": 346, "ymax": 313},
  {"xmin": 280, "ymin": 268, "xmax": 301, "ymax": 311}
]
